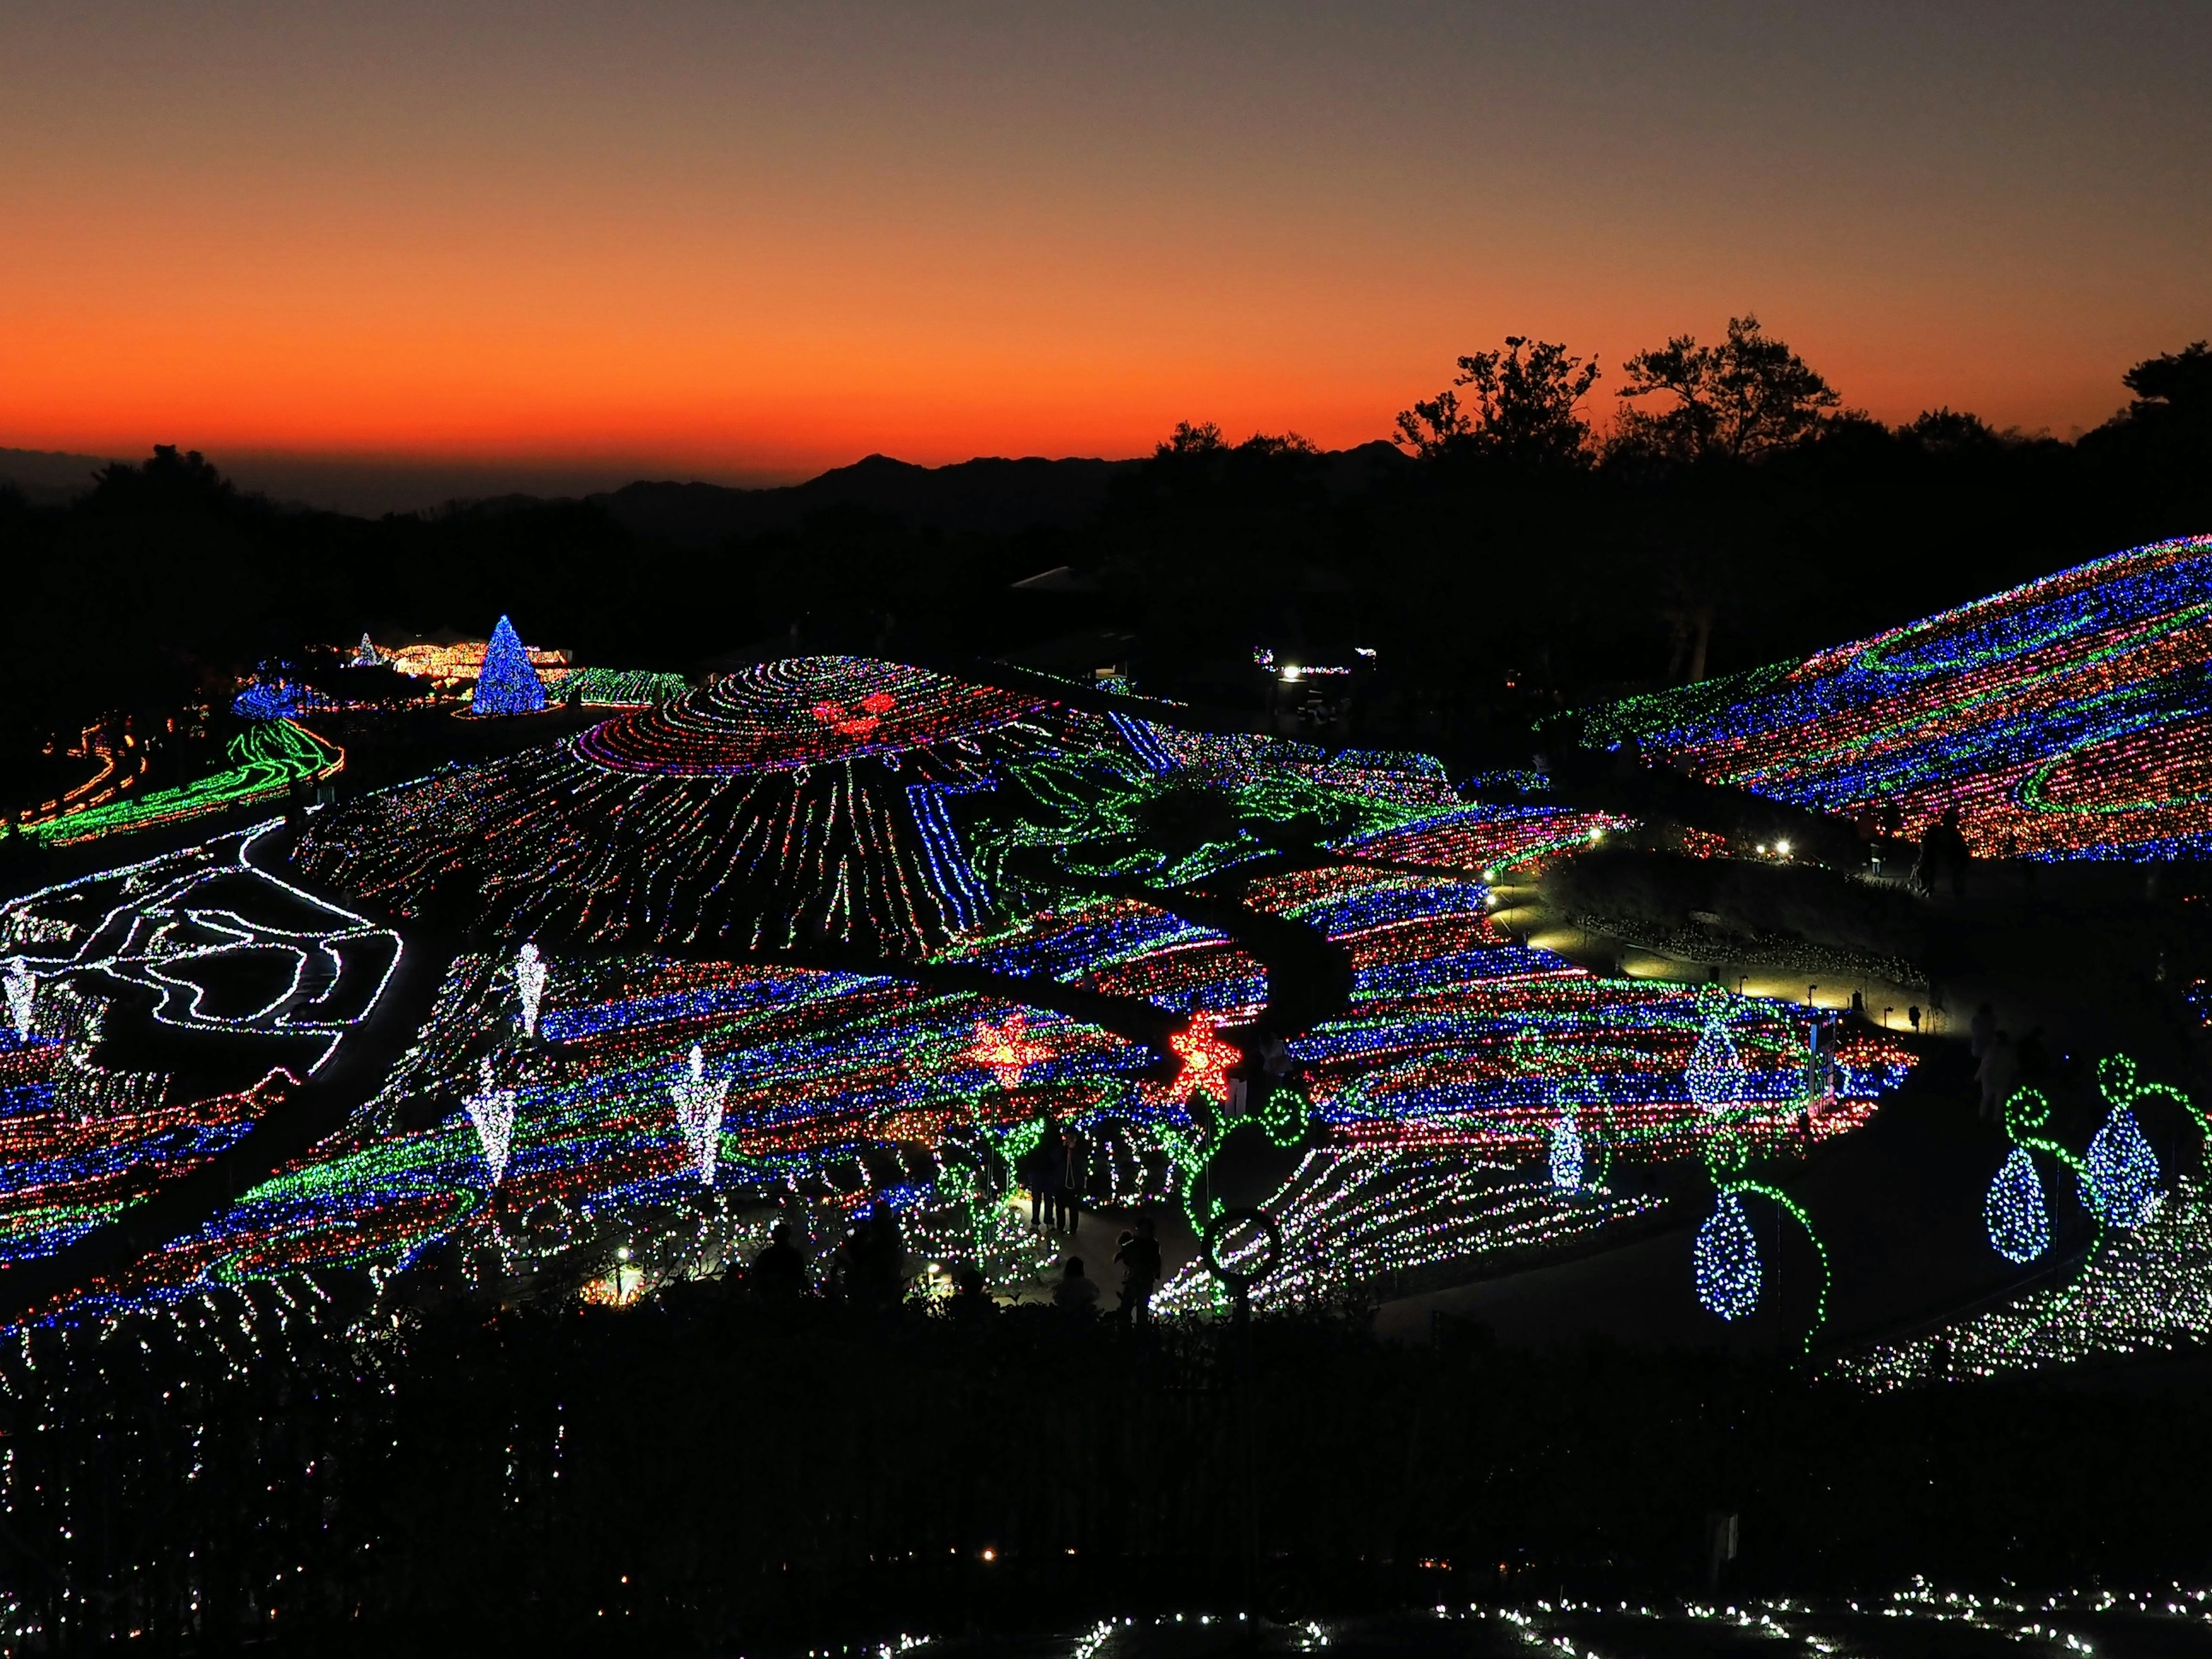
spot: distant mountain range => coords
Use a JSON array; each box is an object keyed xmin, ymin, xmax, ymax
[
  {"xmin": 3, "ymin": 440, "xmax": 1412, "ymax": 538},
  {"xmin": 588, "ymin": 442, "xmax": 1408, "ymax": 546},
  {"xmin": 589, "ymin": 452, "xmax": 1137, "ymax": 545}
]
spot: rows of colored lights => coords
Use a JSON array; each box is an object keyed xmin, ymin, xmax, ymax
[
  {"xmin": 1336, "ymin": 802, "xmax": 1637, "ymax": 876},
  {"xmin": 1569, "ymin": 533, "xmax": 2212, "ymax": 858},
  {"xmin": 64, "ymin": 948, "xmax": 1162, "ymax": 1310},
  {"xmin": 1834, "ymin": 1174, "xmax": 2212, "ymax": 1391},
  {"xmin": 22, "ymin": 719, "xmax": 341, "ymax": 849},
  {"xmin": 66, "ymin": 817, "xmax": 1902, "ymax": 1317},
  {"xmin": 18, "ymin": 668, "xmax": 1923, "ymax": 1324},
  {"xmin": 563, "ymin": 666, "xmax": 689, "ymax": 707},
  {"xmin": 942, "ymin": 896, "xmax": 1266, "ymax": 1016},
  {"xmin": 0, "ymin": 1039, "xmax": 283, "ymax": 1265},
  {"xmin": 16, "ymin": 726, "xmax": 153, "ymax": 828},
  {"xmin": 1248, "ymin": 855, "xmax": 1907, "ymax": 1163},
  {"xmin": 1164, "ymin": 833, "xmax": 1912, "ymax": 1301}
]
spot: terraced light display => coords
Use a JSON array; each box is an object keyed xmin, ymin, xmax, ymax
[
  {"xmin": 21, "ymin": 719, "xmax": 342, "ymax": 850},
  {"xmin": 10, "ymin": 657, "xmax": 1915, "ymax": 1332},
  {"xmin": 1566, "ymin": 533, "xmax": 2212, "ymax": 859}
]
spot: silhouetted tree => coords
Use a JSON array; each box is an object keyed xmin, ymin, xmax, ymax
[
  {"xmin": 2119, "ymin": 339, "xmax": 2212, "ymax": 423},
  {"xmin": 1612, "ymin": 315, "xmax": 1841, "ymax": 463},
  {"xmin": 1395, "ymin": 336, "xmax": 1601, "ymax": 464},
  {"xmin": 1160, "ymin": 421, "xmax": 1228, "ymax": 456},
  {"xmin": 1899, "ymin": 407, "xmax": 2009, "ymax": 454}
]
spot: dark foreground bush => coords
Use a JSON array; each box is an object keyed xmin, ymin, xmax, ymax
[{"xmin": 1, "ymin": 1285, "xmax": 2205, "ymax": 1653}]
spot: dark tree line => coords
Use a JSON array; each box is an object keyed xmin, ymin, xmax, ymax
[{"xmin": 2, "ymin": 334, "xmax": 2205, "ymax": 781}]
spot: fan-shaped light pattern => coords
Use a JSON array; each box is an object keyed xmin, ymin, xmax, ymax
[
  {"xmin": 1984, "ymin": 1146, "xmax": 2051, "ymax": 1264},
  {"xmin": 1153, "ymin": 1146, "xmax": 1662, "ymax": 1316},
  {"xmin": 1695, "ymin": 1190, "xmax": 1762, "ymax": 1320},
  {"xmin": 470, "ymin": 615, "xmax": 548, "ymax": 717},
  {"xmin": 297, "ymin": 657, "xmax": 1469, "ymax": 960},
  {"xmin": 2084, "ymin": 1104, "xmax": 2161, "ymax": 1229},
  {"xmin": 1567, "ymin": 533, "xmax": 2212, "ymax": 859},
  {"xmin": 1686, "ymin": 1006, "xmax": 1744, "ymax": 1115},
  {"xmin": 294, "ymin": 658, "xmax": 1146, "ymax": 959},
  {"xmin": 579, "ymin": 658, "xmax": 1043, "ymax": 774},
  {"xmin": 1836, "ymin": 1175, "xmax": 2212, "ymax": 1392},
  {"xmin": 1548, "ymin": 1109, "xmax": 1585, "ymax": 1194}
]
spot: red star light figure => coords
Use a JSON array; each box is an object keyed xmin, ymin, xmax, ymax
[
  {"xmin": 1169, "ymin": 1015, "xmax": 1241, "ymax": 1103},
  {"xmin": 967, "ymin": 1012, "xmax": 1050, "ymax": 1090}
]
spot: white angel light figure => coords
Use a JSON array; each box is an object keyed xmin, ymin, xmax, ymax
[
  {"xmin": 671, "ymin": 1044, "xmax": 731, "ymax": 1185},
  {"xmin": 465, "ymin": 1057, "xmax": 519, "ymax": 1187},
  {"xmin": 515, "ymin": 941, "xmax": 548, "ymax": 1039},
  {"xmin": 3, "ymin": 960, "xmax": 33, "ymax": 1042}
]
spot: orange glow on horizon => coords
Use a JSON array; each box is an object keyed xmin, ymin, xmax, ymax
[{"xmin": 2, "ymin": 5, "xmax": 2203, "ymax": 488}]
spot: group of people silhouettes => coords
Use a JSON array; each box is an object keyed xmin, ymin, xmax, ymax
[
  {"xmin": 743, "ymin": 1129, "xmax": 1169, "ymax": 1324},
  {"xmin": 1021, "ymin": 1122, "xmax": 1091, "ymax": 1234}
]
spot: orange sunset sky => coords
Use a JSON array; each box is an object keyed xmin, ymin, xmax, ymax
[{"xmin": 3, "ymin": 1, "xmax": 2207, "ymax": 510}]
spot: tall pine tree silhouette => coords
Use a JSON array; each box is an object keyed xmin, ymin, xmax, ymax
[{"xmin": 472, "ymin": 615, "xmax": 547, "ymax": 716}]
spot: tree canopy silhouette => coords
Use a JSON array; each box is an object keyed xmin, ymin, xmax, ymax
[
  {"xmin": 1613, "ymin": 315, "xmax": 1842, "ymax": 463},
  {"xmin": 1395, "ymin": 336, "xmax": 1603, "ymax": 465}
]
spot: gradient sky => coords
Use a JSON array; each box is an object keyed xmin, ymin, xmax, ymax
[{"xmin": 3, "ymin": 1, "xmax": 2207, "ymax": 509}]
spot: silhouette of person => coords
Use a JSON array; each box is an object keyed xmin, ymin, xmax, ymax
[
  {"xmin": 1969, "ymin": 1002, "xmax": 1995, "ymax": 1061},
  {"xmin": 1914, "ymin": 820, "xmax": 1942, "ymax": 897},
  {"xmin": 1052, "ymin": 1256, "xmax": 1100, "ymax": 1315},
  {"xmin": 1114, "ymin": 1217, "xmax": 1163, "ymax": 1327},
  {"xmin": 948, "ymin": 1264, "xmax": 994, "ymax": 1325},
  {"xmin": 854, "ymin": 1200, "xmax": 904, "ymax": 1309},
  {"xmin": 1022, "ymin": 1123, "xmax": 1061, "ymax": 1236},
  {"xmin": 1940, "ymin": 808, "xmax": 1971, "ymax": 898},
  {"xmin": 1976, "ymin": 1031, "xmax": 2017, "ymax": 1122},
  {"xmin": 1058, "ymin": 1127, "xmax": 1090, "ymax": 1234},
  {"xmin": 751, "ymin": 1222, "xmax": 806, "ymax": 1300}
]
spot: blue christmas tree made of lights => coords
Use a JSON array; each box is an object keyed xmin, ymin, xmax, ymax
[
  {"xmin": 1694, "ymin": 1189, "xmax": 1761, "ymax": 1319},
  {"xmin": 1549, "ymin": 1109, "xmax": 1585, "ymax": 1194},
  {"xmin": 1984, "ymin": 1145, "xmax": 2051, "ymax": 1263},
  {"xmin": 2082, "ymin": 1104, "xmax": 2160, "ymax": 1229},
  {"xmin": 472, "ymin": 615, "xmax": 547, "ymax": 717}
]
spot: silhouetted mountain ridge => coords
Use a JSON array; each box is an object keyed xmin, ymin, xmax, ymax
[
  {"xmin": 591, "ymin": 453, "xmax": 1137, "ymax": 546},
  {"xmin": 589, "ymin": 442, "xmax": 1412, "ymax": 546}
]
